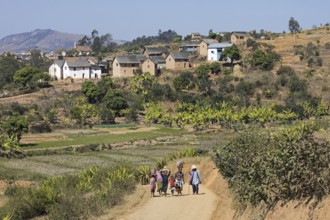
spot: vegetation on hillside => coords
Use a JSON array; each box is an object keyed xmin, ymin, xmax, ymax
[{"xmin": 214, "ymin": 122, "xmax": 330, "ymax": 214}]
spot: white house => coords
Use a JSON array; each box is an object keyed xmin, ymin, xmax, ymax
[
  {"xmin": 49, "ymin": 60, "xmax": 65, "ymax": 80},
  {"xmin": 207, "ymin": 43, "xmax": 232, "ymax": 61},
  {"xmin": 49, "ymin": 59, "xmax": 102, "ymax": 80}
]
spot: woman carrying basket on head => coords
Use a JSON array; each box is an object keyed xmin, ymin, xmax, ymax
[{"xmin": 175, "ymin": 161, "xmax": 185, "ymax": 196}]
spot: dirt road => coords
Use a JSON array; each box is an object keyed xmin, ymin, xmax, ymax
[{"xmin": 119, "ymin": 185, "xmax": 217, "ymax": 220}]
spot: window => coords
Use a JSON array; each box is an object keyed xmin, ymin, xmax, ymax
[
  {"xmin": 211, "ymin": 51, "xmax": 214, "ymax": 54},
  {"xmin": 116, "ymin": 63, "xmax": 118, "ymax": 66},
  {"xmin": 73, "ymin": 67, "xmax": 76, "ymax": 71},
  {"xmin": 240, "ymin": 36, "xmax": 244, "ymax": 39},
  {"xmin": 54, "ymin": 68, "xmax": 56, "ymax": 72},
  {"xmin": 169, "ymin": 58, "xmax": 171, "ymax": 61},
  {"xmin": 82, "ymin": 73, "xmax": 85, "ymax": 78},
  {"xmin": 148, "ymin": 65, "xmax": 150, "ymax": 68},
  {"xmin": 83, "ymin": 67, "xmax": 85, "ymax": 70}
]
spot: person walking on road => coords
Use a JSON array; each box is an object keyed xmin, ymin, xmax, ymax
[
  {"xmin": 161, "ymin": 166, "xmax": 171, "ymax": 196},
  {"xmin": 189, "ymin": 165, "xmax": 201, "ymax": 194}
]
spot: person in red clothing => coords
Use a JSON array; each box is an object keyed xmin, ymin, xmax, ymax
[{"xmin": 169, "ymin": 175, "xmax": 176, "ymax": 196}]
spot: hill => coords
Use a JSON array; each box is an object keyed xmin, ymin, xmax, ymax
[
  {"xmin": 0, "ymin": 29, "xmax": 84, "ymax": 53},
  {"xmin": 0, "ymin": 29, "xmax": 127, "ymax": 53}
]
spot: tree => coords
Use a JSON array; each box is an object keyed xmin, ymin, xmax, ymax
[
  {"xmin": 173, "ymin": 72, "xmax": 196, "ymax": 91},
  {"xmin": 222, "ymin": 45, "xmax": 241, "ymax": 68},
  {"xmin": 13, "ymin": 66, "xmax": 42, "ymax": 89},
  {"xmin": 195, "ymin": 64, "xmax": 210, "ymax": 78},
  {"xmin": 81, "ymin": 81, "xmax": 101, "ymax": 103},
  {"xmin": 91, "ymin": 36, "xmax": 102, "ymax": 53},
  {"xmin": 29, "ymin": 49, "xmax": 51, "ymax": 71},
  {"xmin": 2, "ymin": 115, "xmax": 29, "ymax": 142},
  {"xmin": 209, "ymin": 62, "xmax": 221, "ymax": 74},
  {"xmin": 0, "ymin": 53, "xmax": 23, "ymax": 89},
  {"xmin": 102, "ymin": 90, "xmax": 128, "ymax": 117},
  {"xmin": 172, "ymin": 35, "xmax": 182, "ymax": 43},
  {"xmin": 208, "ymin": 29, "xmax": 217, "ymax": 39},
  {"xmin": 77, "ymin": 35, "xmax": 91, "ymax": 46},
  {"xmin": 250, "ymin": 49, "xmax": 280, "ymax": 71},
  {"xmin": 289, "ymin": 17, "xmax": 301, "ymax": 33}
]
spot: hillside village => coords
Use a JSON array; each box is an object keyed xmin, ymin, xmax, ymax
[
  {"xmin": 0, "ymin": 22, "xmax": 330, "ymax": 220},
  {"xmin": 47, "ymin": 31, "xmax": 253, "ymax": 80}
]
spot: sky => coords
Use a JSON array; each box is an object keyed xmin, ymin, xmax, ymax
[{"xmin": 1, "ymin": 0, "xmax": 329, "ymax": 41}]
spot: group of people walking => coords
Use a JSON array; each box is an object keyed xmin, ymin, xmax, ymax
[{"xmin": 149, "ymin": 161, "xmax": 201, "ymax": 197}]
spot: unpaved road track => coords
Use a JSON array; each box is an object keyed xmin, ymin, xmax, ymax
[{"xmin": 119, "ymin": 186, "xmax": 217, "ymax": 220}]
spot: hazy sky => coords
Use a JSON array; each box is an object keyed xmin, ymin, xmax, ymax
[{"xmin": 1, "ymin": 0, "xmax": 329, "ymax": 41}]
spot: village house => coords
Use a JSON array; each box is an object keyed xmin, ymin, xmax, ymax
[
  {"xmin": 48, "ymin": 59, "xmax": 101, "ymax": 80},
  {"xmin": 112, "ymin": 54, "xmax": 146, "ymax": 77},
  {"xmin": 73, "ymin": 45, "xmax": 93, "ymax": 56},
  {"xmin": 179, "ymin": 43, "xmax": 200, "ymax": 54},
  {"xmin": 199, "ymin": 39, "xmax": 219, "ymax": 57},
  {"xmin": 165, "ymin": 52, "xmax": 189, "ymax": 70},
  {"xmin": 230, "ymin": 32, "xmax": 253, "ymax": 45},
  {"xmin": 218, "ymin": 31, "xmax": 230, "ymax": 37},
  {"xmin": 141, "ymin": 56, "xmax": 166, "ymax": 76},
  {"xmin": 191, "ymin": 32, "xmax": 202, "ymax": 40},
  {"xmin": 143, "ymin": 47, "xmax": 169, "ymax": 58},
  {"xmin": 207, "ymin": 43, "xmax": 232, "ymax": 61}
]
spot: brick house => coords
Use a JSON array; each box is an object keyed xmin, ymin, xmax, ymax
[
  {"xmin": 142, "ymin": 56, "xmax": 166, "ymax": 76},
  {"xmin": 199, "ymin": 39, "xmax": 219, "ymax": 57},
  {"xmin": 230, "ymin": 32, "xmax": 252, "ymax": 45},
  {"xmin": 112, "ymin": 55, "xmax": 146, "ymax": 77},
  {"xmin": 165, "ymin": 52, "xmax": 189, "ymax": 70},
  {"xmin": 143, "ymin": 47, "xmax": 169, "ymax": 58}
]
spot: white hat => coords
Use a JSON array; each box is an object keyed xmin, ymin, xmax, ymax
[{"xmin": 191, "ymin": 165, "xmax": 197, "ymax": 170}]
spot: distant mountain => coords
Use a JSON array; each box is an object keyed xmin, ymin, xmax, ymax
[{"xmin": 0, "ymin": 29, "xmax": 127, "ymax": 53}]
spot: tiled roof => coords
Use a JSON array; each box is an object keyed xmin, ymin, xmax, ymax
[
  {"xmin": 54, "ymin": 60, "xmax": 65, "ymax": 67},
  {"xmin": 170, "ymin": 52, "xmax": 189, "ymax": 60},
  {"xmin": 74, "ymin": 46, "xmax": 93, "ymax": 52},
  {"xmin": 67, "ymin": 60, "xmax": 91, "ymax": 68},
  {"xmin": 232, "ymin": 32, "xmax": 251, "ymax": 37},
  {"xmin": 144, "ymin": 47, "xmax": 169, "ymax": 55},
  {"xmin": 202, "ymin": 39, "xmax": 219, "ymax": 45},
  {"xmin": 150, "ymin": 56, "xmax": 166, "ymax": 64},
  {"xmin": 208, "ymin": 43, "xmax": 232, "ymax": 49},
  {"xmin": 116, "ymin": 54, "xmax": 146, "ymax": 64},
  {"xmin": 91, "ymin": 65, "xmax": 101, "ymax": 70}
]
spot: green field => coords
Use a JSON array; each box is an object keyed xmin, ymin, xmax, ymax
[
  {"xmin": 0, "ymin": 125, "xmax": 217, "ymax": 181},
  {"xmin": 22, "ymin": 126, "xmax": 186, "ymax": 149}
]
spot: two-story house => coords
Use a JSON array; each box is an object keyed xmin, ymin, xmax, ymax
[
  {"xmin": 166, "ymin": 52, "xmax": 189, "ymax": 70},
  {"xmin": 112, "ymin": 55, "xmax": 146, "ymax": 77},
  {"xmin": 49, "ymin": 59, "xmax": 101, "ymax": 80},
  {"xmin": 199, "ymin": 39, "xmax": 219, "ymax": 57},
  {"xmin": 207, "ymin": 43, "xmax": 232, "ymax": 61}
]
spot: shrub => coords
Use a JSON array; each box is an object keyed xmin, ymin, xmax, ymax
[
  {"xmin": 214, "ymin": 123, "xmax": 330, "ymax": 207},
  {"xmin": 325, "ymin": 42, "xmax": 330, "ymax": 49},
  {"xmin": 0, "ymin": 165, "xmax": 137, "ymax": 220},
  {"xmin": 276, "ymin": 66, "xmax": 295, "ymax": 75},
  {"xmin": 29, "ymin": 121, "xmax": 52, "ymax": 133},
  {"xmin": 287, "ymin": 74, "xmax": 308, "ymax": 93},
  {"xmin": 316, "ymin": 57, "xmax": 323, "ymax": 67},
  {"xmin": 235, "ymin": 80, "xmax": 255, "ymax": 97}
]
